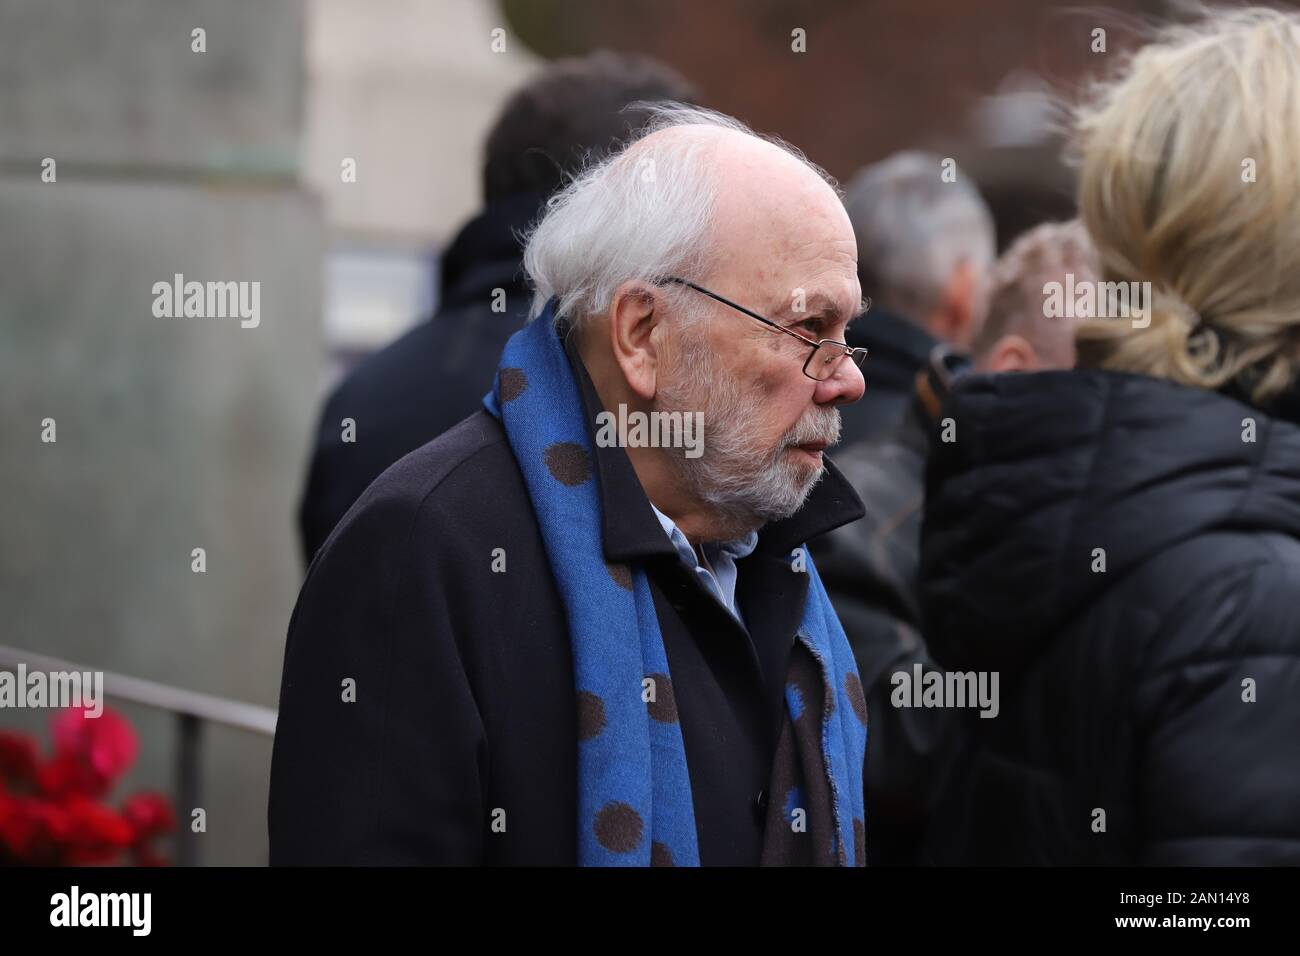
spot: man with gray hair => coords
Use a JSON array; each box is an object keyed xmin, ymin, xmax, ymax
[
  {"xmin": 840, "ymin": 150, "xmax": 995, "ymax": 444},
  {"xmin": 271, "ymin": 105, "xmax": 872, "ymax": 866}
]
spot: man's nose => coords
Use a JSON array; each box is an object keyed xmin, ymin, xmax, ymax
[{"xmin": 813, "ymin": 356, "xmax": 866, "ymax": 406}]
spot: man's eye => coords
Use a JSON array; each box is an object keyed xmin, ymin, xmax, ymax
[{"xmin": 798, "ymin": 318, "xmax": 823, "ymax": 333}]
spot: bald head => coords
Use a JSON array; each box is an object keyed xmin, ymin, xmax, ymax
[
  {"xmin": 705, "ymin": 130, "xmax": 859, "ymax": 328},
  {"xmin": 522, "ymin": 104, "xmax": 867, "ymax": 542}
]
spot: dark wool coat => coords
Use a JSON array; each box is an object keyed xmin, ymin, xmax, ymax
[{"xmin": 270, "ymin": 332, "xmax": 865, "ymax": 865}]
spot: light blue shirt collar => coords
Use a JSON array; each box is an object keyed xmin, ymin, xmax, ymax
[{"xmin": 648, "ymin": 503, "xmax": 759, "ymax": 623}]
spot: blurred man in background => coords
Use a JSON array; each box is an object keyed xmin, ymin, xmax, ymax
[
  {"xmin": 297, "ymin": 52, "xmax": 697, "ymax": 564},
  {"xmin": 840, "ymin": 151, "xmax": 996, "ymax": 446},
  {"xmin": 813, "ymin": 220, "xmax": 1098, "ymax": 864}
]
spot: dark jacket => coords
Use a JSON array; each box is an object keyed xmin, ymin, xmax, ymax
[
  {"xmin": 269, "ymin": 334, "xmax": 865, "ymax": 865},
  {"xmin": 919, "ymin": 369, "xmax": 1300, "ymax": 864},
  {"xmin": 841, "ymin": 308, "xmax": 937, "ymax": 447},
  {"xmin": 811, "ymin": 346, "xmax": 967, "ymax": 864},
  {"xmin": 296, "ymin": 191, "xmax": 543, "ymax": 564}
]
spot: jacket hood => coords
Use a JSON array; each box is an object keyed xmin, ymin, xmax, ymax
[
  {"xmin": 438, "ymin": 190, "xmax": 544, "ymax": 310},
  {"xmin": 920, "ymin": 369, "xmax": 1300, "ymax": 675}
]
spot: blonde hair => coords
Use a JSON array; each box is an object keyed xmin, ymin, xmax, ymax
[{"xmin": 1071, "ymin": 5, "xmax": 1300, "ymax": 404}]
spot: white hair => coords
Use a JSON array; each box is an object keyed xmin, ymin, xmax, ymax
[
  {"xmin": 843, "ymin": 150, "xmax": 996, "ymax": 321},
  {"xmin": 522, "ymin": 102, "xmax": 838, "ymax": 327}
]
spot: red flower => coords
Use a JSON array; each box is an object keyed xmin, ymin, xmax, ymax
[
  {"xmin": 48, "ymin": 706, "xmax": 137, "ymax": 796},
  {"xmin": 122, "ymin": 792, "xmax": 176, "ymax": 844},
  {"xmin": 60, "ymin": 795, "xmax": 134, "ymax": 865},
  {"xmin": 0, "ymin": 733, "xmax": 39, "ymax": 787},
  {"xmin": 0, "ymin": 794, "xmax": 72, "ymax": 864},
  {"xmin": 0, "ymin": 708, "xmax": 174, "ymax": 866},
  {"xmin": 0, "ymin": 791, "xmax": 25, "ymax": 858},
  {"xmin": 131, "ymin": 845, "xmax": 170, "ymax": 867},
  {"xmin": 37, "ymin": 753, "xmax": 103, "ymax": 800}
]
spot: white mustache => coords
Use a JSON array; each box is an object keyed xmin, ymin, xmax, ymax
[{"xmin": 782, "ymin": 407, "xmax": 842, "ymax": 449}]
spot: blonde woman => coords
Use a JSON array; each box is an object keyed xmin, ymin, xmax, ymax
[{"xmin": 918, "ymin": 7, "xmax": 1300, "ymax": 864}]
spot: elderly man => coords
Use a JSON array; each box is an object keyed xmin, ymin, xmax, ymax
[{"xmin": 269, "ymin": 106, "xmax": 870, "ymax": 866}]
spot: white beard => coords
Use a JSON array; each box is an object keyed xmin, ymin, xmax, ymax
[{"xmin": 655, "ymin": 328, "xmax": 841, "ymax": 532}]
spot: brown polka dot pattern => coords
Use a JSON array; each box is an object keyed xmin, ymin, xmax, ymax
[
  {"xmin": 650, "ymin": 841, "xmax": 675, "ymax": 867},
  {"xmin": 576, "ymin": 691, "xmax": 606, "ymax": 741},
  {"xmin": 544, "ymin": 441, "xmax": 592, "ymax": 486},
  {"xmin": 845, "ymin": 672, "xmax": 867, "ymax": 726},
  {"xmin": 594, "ymin": 801, "xmax": 644, "ymax": 854},
  {"xmin": 606, "ymin": 561, "xmax": 633, "ymax": 591},
  {"xmin": 499, "ymin": 367, "xmax": 527, "ymax": 402},
  {"xmin": 645, "ymin": 672, "xmax": 678, "ymax": 724}
]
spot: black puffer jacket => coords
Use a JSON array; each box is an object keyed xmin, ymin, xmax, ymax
[{"xmin": 919, "ymin": 369, "xmax": 1300, "ymax": 864}]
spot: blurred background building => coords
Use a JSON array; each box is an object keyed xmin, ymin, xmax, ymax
[{"xmin": 1, "ymin": 0, "xmax": 1164, "ymax": 865}]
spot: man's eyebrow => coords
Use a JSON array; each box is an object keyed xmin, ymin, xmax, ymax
[{"xmin": 773, "ymin": 292, "xmax": 849, "ymax": 321}]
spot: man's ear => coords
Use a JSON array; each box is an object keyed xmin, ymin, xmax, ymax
[
  {"xmin": 985, "ymin": 334, "xmax": 1041, "ymax": 373},
  {"xmin": 607, "ymin": 280, "xmax": 662, "ymax": 401},
  {"xmin": 933, "ymin": 261, "xmax": 979, "ymax": 349}
]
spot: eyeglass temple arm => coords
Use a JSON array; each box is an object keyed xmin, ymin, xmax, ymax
[{"xmin": 660, "ymin": 277, "xmax": 819, "ymax": 347}]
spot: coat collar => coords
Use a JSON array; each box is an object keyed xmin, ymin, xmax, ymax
[
  {"xmin": 558, "ymin": 322, "xmax": 865, "ymax": 563},
  {"xmin": 438, "ymin": 191, "xmax": 543, "ymax": 310}
]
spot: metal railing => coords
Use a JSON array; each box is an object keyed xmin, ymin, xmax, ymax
[{"xmin": 0, "ymin": 643, "xmax": 277, "ymax": 866}]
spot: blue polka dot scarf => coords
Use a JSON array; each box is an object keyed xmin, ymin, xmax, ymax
[{"xmin": 483, "ymin": 300, "xmax": 867, "ymax": 866}]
